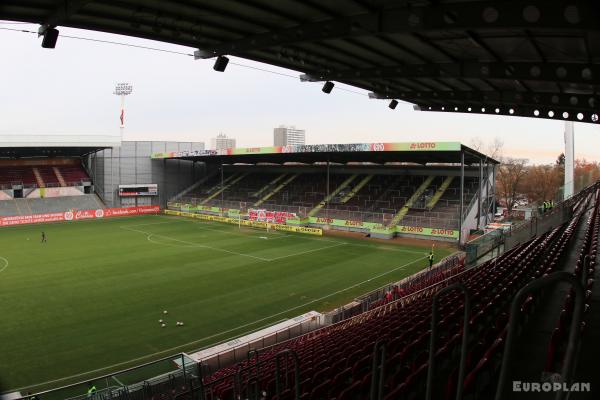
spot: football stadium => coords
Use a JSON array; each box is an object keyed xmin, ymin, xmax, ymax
[{"xmin": 1, "ymin": 1, "xmax": 600, "ymax": 400}]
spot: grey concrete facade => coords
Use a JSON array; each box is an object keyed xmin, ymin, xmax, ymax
[{"xmin": 89, "ymin": 141, "xmax": 205, "ymax": 208}]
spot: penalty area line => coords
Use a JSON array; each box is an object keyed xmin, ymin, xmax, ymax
[{"xmin": 121, "ymin": 226, "xmax": 271, "ymax": 261}]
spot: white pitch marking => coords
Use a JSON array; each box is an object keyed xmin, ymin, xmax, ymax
[
  {"xmin": 266, "ymin": 243, "xmax": 346, "ymax": 261},
  {"xmin": 121, "ymin": 226, "xmax": 271, "ymax": 261},
  {"xmin": 0, "ymin": 257, "xmax": 8, "ymax": 273},
  {"xmin": 121, "ymin": 221, "xmax": 180, "ymax": 228},
  {"xmin": 147, "ymin": 234, "xmax": 208, "ymax": 248},
  {"xmin": 337, "ymin": 242, "xmax": 425, "ymax": 255},
  {"xmin": 9, "ymin": 255, "xmax": 425, "ymax": 393}
]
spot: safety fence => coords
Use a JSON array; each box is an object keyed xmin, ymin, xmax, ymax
[
  {"xmin": 167, "ymin": 201, "xmax": 460, "ymax": 237},
  {"xmin": 324, "ymin": 252, "xmax": 466, "ymax": 324}
]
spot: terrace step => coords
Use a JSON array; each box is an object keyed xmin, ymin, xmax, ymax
[
  {"xmin": 32, "ymin": 167, "xmax": 45, "ymax": 188},
  {"xmin": 52, "ymin": 166, "xmax": 67, "ymax": 187},
  {"xmin": 201, "ymin": 173, "xmax": 248, "ymax": 205},
  {"xmin": 308, "ymin": 174, "xmax": 358, "ymax": 217},
  {"xmin": 389, "ymin": 175, "xmax": 436, "ymax": 226},
  {"xmin": 426, "ymin": 176, "xmax": 454, "ymax": 210},
  {"xmin": 252, "ymin": 173, "xmax": 287, "ymax": 198},
  {"xmin": 339, "ymin": 175, "xmax": 373, "ymax": 204},
  {"xmin": 254, "ymin": 174, "xmax": 298, "ymax": 207},
  {"xmin": 205, "ymin": 172, "xmax": 239, "ymax": 195}
]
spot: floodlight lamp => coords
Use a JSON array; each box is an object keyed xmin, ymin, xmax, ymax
[
  {"xmin": 322, "ymin": 81, "xmax": 334, "ymax": 94},
  {"xmin": 114, "ymin": 83, "xmax": 133, "ymax": 95}
]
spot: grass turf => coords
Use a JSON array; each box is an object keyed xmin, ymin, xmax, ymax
[{"xmin": 0, "ymin": 214, "xmax": 451, "ymax": 393}]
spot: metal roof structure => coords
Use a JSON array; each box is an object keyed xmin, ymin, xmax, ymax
[
  {"xmin": 150, "ymin": 141, "xmax": 498, "ymax": 165},
  {"xmin": 2, "ymin": 1, "xmax": 599, "ymax": 124},
  {"xmin": 0, "ymin": 133, "xmax": 121, "ymax": 158}
]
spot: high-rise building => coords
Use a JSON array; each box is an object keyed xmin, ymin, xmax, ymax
[
  {"xmin": 210, "ymin": 133, "xmax": 236, "ymax": 150},
  {"xmin": 274, "ymin": 126, "xmax": 305, "ymax": 146}
]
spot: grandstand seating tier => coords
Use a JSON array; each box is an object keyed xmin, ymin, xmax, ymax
[{"xmin": 179, "ymin": 170, "xmax": 479, "ymax": 229}]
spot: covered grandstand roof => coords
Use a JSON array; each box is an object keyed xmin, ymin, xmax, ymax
[
  {"xmin": 2, "ymin": 1, "xmax": 599, "ymax": 124},
  {"xmin": 151, "ymin": 141, "xmax": 498, "ymax": 165},
  {"xmin": 0, "ymin": 133, "xmax": 121, "ymax": 158}
]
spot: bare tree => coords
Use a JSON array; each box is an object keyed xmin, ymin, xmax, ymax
[
  {"xmin": 469, "ymin": 137, "xmax": 484, "ymax": 152},
  {"xmin": 496, "ymin": 158, "xmax": 528, "ymax": 213},
  {"xmin": 469, "ymin": 136, "xmax": 503, "ymax": 160},
  {"xmin": 487, "ymin": 137, "xmax": 504, "ymax": 160}
]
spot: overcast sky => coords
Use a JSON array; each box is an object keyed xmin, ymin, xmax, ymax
[{"xmin": 1, "ymin": 22, "xmax": 599, "ymax": 164}]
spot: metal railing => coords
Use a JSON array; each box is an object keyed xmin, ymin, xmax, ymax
[
  {"xmin": 426, "ymin": 283, "xmax": 470, "ymax": 400},
  {"xmin": 169, "ymin": 200, "xmax": 462, "ymax": 229},
  {"xmin": 14, "ymin": 353, "xmax": 197, "ymax": 400},
  {"xmin": 495, "ymin": 272, "xmax": 585, "ymax": 400}
]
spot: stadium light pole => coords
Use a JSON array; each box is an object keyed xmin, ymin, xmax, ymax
[
  {"xmin": 113, "ymin": 83, "xmax": 133, "ymax": 206},
  {"xmin": 114, "ymin": 83, "xmax": 133, "ymax": 138},
  {"xmin": 564, "ymin": 121, "xmax": 575, "ymax": 200}
]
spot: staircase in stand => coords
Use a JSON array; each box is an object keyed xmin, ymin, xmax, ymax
[
  {"xmin": 254, "ymin": 174, "xmax": 298, "ymax": 207},
  {"xmin": 205, "ymin": 173, "xmax": 239, "ymax": 195},
  {"xmin": 426, "ymin": 176, "xmax": 454, "ymax": 210},
  {"xmin": 253, "ymin": 174, "xmax": 287, "ymax": 199},
  {"xmin": 200, "ymin": 173, "xmax": 248, "ymax": 205},
  {"xmin": 53, "ymin": 167, "xmax": 67, "ymax": 187},
  {"xmin": 308, "ymin": 174, "xmax": 358, "ymax": 217},
  {"xmin": 339, "ymin": 175, "xmax": 373, "ymax": 204},
  {"xmin": 32, "ymin": 167, "xmax": 45, "ymax": 188},
  {"xmin": 389, "ymin": 176, "xmax": 436, "ymax": 226}
]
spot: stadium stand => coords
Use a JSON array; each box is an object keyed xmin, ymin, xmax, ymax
[
  {"xmin": 0, "ymin": 159, "xmax": 102, "ymax": 219},
  {"xmin": 0, "ymin": 166, "xmax": 37, "ymax": 188},
  {"xmin": 0, "ymin": 200, "xmax": 20, "ymax": 216},
  {"xmin": 26, "ymin": 195, "xmax": 103, "ymax": 214},
  {"xmin": 0, "ymin": 163, "xmax": 90, "ymax": 190},
  {"xmin": 179, "ymin": 170, "xmax": 479, "ymax": 230},
  {"xmin": 155, "ymin": 184, "xmax": 596, "ymax": 400},
  {"xmin": 0, "ymin": 195, "xmax": 102, "ymax": 216},
  {"xmin": 58, "ymin": 165, "xmax": 91, "ymax": 186}
]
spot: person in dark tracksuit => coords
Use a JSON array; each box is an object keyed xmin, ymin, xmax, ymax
[{"xmin": 41, "ymin": 232, "xmax": 47, "ymax": 243}]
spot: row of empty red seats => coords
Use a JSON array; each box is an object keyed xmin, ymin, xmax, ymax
[
  {"xmin": 192, "ymin": 216, "xmax": 578, "ymax": 400},
  {"xmin": 0, "ymin": 166, "xmax": 37, "ymax": 187},
  {"xmin": 36, "ymin": 166, "xmax": 60, "ymax": 186},
  {"xmin": 60, "ymin": 165, "xmax": 90, "ymax": 184},
  {"xmin": 0, "ymin": 164, "xmax": 89, "ymax": 189},
  {"xmin": 180, "ymin": 183, "xmax": 600, "ymax": 400}
]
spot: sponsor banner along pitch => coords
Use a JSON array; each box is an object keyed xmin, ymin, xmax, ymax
[
  {"xmin": 164, "ymin": 210, "xmax": 322, "ymax": 236},
  {"xmin": 0, "ymin": 206, "xmax": 160, "ymax": 227}
]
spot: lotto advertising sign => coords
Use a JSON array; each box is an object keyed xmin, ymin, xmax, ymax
[
  {"xmin": 249, "ymin": 209, "xmax": 297, "ymax": 224},
  {"xmin": 308, "ymin": 217, "xmax": 380, "ymax": 229},
  {"xmin": 0, "ymin": 206, "xmax": 160, "ymax": 227},
  {"xmin": 151, "ymin": 142, "xmax": 462, "ymax": 159},
  {"xmin": 396, "ymin": 225, "xmax": 459, "ymax": 239}
]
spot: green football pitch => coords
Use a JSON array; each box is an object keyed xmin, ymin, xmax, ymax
[{"xmin": 0, "ymin": 214, "xmax": 452, "ymax": 393}]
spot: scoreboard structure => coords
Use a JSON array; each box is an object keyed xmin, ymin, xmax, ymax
[{"xmin": 118, "ymin": 184, "xmax": 158, "ymax": 197}]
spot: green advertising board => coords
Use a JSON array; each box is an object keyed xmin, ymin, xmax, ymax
[
  {"xmin": 307, "ymin": 216, "xmax": 380, "ymax": 229},
  {"xmin": 396, "ymin": 225, "xmax": 459, "ymax": 239}
]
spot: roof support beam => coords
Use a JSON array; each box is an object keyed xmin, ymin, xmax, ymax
[
  {"xmin": 416, "ymin": 103, "xmax": 600, "ymax": 124},
  {"xmin": 373, "ymin": 90, "xmax": 599, "ymax": 110},
  {"xmin": 300, "ymin": 62, "xmax": 600, "ymax": 86},
  {"xmin": 39, "ymin": 0, "xmax": 93, "ymax": 32},
  {"xmin": 196, "ymin": 1, "xmax": 600, "ymax": 57}
]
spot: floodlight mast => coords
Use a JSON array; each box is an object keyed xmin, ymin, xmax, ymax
[
  {"xmin": 114, "ymin": 83, "xmax": 133, "ymax": 135},
  {"xmin": 112, "ymin": 83, "xmax": 132, "ymax": 207}
]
